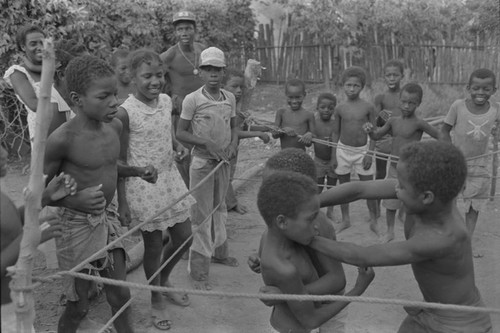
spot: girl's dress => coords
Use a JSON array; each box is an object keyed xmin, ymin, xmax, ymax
[{"xmin": 120, "ymin": 94, "xmax": 195, "ymax": 232}]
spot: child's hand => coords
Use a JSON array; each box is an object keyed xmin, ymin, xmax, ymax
[
  {"xmin": 118, "ymin": 201, "xmax": 131, "ymax": 227},
  {"xmin": 259, "ymin": 285, "xmax": 283, "ymax": 307},
  {"xmin": 354, "ymin": 266, "xmax": 375, "ymax": 291},
  {"xmin": 174, "ymin": 145, "xmax": 189, "ymax": 162},
  {"xmin": 45, "ymin": 172, "xmax": 77, "ymax": 203},
  {"xmin": 68, "ymin": 184, "xmax": 106, "ymax": 215},
  {"xmin": 247, "ymin": 254, "xmax": 261, "ymax": 274},
  {"xmin": 282, "ymin": 127, "xmax": 297, "ymax": 137},
  {"xmin": 362, "ymin": 153, "xmax": 373, "ymax": 170},
  {"xmin": 258, "ymin": 133, "xmax": 270, "ymax": 144},
  {"xmin": 140, "ymin": 165, "xmax": 158, "ymax": 184},
  {"xmin": 206, "ymin": 140, "xmax": 229, "ymax": 161},
  {"xmin": 299, "ymin": 132, "xmax": 313, "ymax": 145},
  {"xmin": 362, "ymin": 122, "xmax": 374, "ymax": 133},
  {"xmin": 271, "ymin": 129, "xmax": 283, "ymax": 138},
  {"xmin": 39, "ymin": 214, "xmax": 62, "ymax": 243}
]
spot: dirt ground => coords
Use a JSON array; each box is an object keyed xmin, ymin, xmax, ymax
[{"xmin": 2, "ymin": 84, "xmax": 499, "ymax": 332}]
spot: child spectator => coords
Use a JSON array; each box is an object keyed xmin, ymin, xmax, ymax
[
  {"xmin": 223, "ymin": 69, "xmax": 270, "ymax": 214},
  {"xmin": 44, "ymin": 55, "xmax": 133, "ymax": 333},
  {"xmin": 110, "ymin": 49, "xmax": 134, "ymax": 103},
  {"xmin": 332, "ymin": 66, "xmax": 378, "ymax": 234},
  {"xmin": 176, "ymin": 47, "xmax": 239, "ymax": 291},
  {"xmin": 440, "ymin": 68, "xmax": 500, "ymax": 236},
  {"xmin": 365, "ymin": 83, "xmax": 439, "ymax": 242},
  {"xmin": 312, "ymin": 141, "xmax": 493, "ymax": 333},
  {"xmin": 116, "ymin": 49, "xmax": 195, "ymax": 330},
  {"xmin": 373, "ymin": 60, "xmax": 404, "ymax": 216},
  {"xmin": 273, "ymin": 78, "xmax": 314, "ymax": 150},
  {"xmin": 256, "ymin": 167, "xmax": 374, "ymax": 333},
  {"xmin": 313, "ymin": 93, "xmax": 338, "ymax": 220},
  {"xmin": 1, "ymin": 145, "xmax": 76, "ymax": 333}
]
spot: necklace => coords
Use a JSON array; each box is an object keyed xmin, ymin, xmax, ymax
[
  {"xmin": 177, "ymin": 43, "xmax": 199, "ymax": 76},
  {"xmin": 203, "ymin": 87, "xmax": 224, "ymax": 102}
]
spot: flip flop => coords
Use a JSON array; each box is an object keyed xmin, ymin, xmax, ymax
[
  {"xmin": 151, "ymin": 307, "xmax": 172, "ymax": 331},
  {"xmin": 211, "ymin": 256, "xmax": 239, "ymax": 267}
]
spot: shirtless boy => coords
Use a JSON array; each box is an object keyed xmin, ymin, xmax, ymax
[
  {"xmin": 257, "ymin": 168, "xmax": 374, "ymax": 333},
  {"xmin": 273, "ymin": 78, "xmax": 314, "ymax": 150},
  {"xmin": 312, "ymin": 141, "xmax": 493, "ymax": 333},
  {"xmin": 364, "ymin": 83, "xmax": 439, "ymax": 242},
  {"xmin": 313, "ymin": 93, "xmax": 338, "ymax": 219},
  {"xmin": 333, "ymin": 66, "xmax": 377, "ymax": 234},
  {"xmin": 44, "ymin": 55, "xmax": 133, "ymax": 333},
  {"xmin": 249, "ymin": 148, "xmax": 374, "ymax": 333}
]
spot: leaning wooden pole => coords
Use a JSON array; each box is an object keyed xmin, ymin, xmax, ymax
[
  {"xmin": 490, "ymin": 126, "xmax": 499, "ymax": 202},
  {"xmin": 9, "ymin": 39, "xmax": 55, "ymax": 332}
]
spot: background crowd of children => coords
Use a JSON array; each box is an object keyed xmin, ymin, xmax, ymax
[{"xmin": 1, "ymin": 8, "xmax": 499, "ymax": 333}]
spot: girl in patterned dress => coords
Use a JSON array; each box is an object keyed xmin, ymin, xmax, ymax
[{"xmin": 116, "ymin": 49, "xmax": 195, "ymax": 330}]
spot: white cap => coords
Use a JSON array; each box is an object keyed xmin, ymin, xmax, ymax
[{"xmin": 199, "ymin": 47, "xmax": 226, "ymax": 68}]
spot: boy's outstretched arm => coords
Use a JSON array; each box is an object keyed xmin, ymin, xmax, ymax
[
  {"xmin": 420, "ymin": 119, "xmax": 440, "ymax": 139},
  {"xmin": 319, "ymin": 179, "xmax": 397, "ymax": 208},
  {"xmin": 440, "ymin": 123, "xmax": 453, "ymax": 142}
]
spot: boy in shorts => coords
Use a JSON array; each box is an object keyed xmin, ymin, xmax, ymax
[
  {"xmin": 313, "ymin": 93, "xmax": 338, "ymax": 219},
  {"xmin": 273, "ymin": 78, "xmax": 314, "ymax": 150},
  {"xmin": 313, "ymin": 141, "xmax": 493, "ymax": 333},
  {"xmin": 364, "ymin": 83, "xmax": 439, "ymax": 242},
  {"xmin": 332, "ymin": 66, "xmax": 377, "ymax": 234},
  {"xmin": 440, "ymin": 68, "xmax": 500, "ymax": 236},
  {"xmin": 44, "ymin": 55, "xmax": 133, "ymax": 333}
]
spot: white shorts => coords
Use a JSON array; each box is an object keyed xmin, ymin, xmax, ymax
[{"xmin": 335, "ymin": 140, "xmax": 374, "ymax": 176}]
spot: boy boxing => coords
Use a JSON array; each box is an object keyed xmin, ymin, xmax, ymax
[
  {"xmin": 44, "ymin": 55, "xmax": 133, "ymax": 333},
  {"xmin": 440, "ymin": 68, "xmax": 500, "ymax": 236},
  {"xmin": 332, "ymin": 66, "xmax": 378, "ymax": 234},
  {"xmin": 273, "ymin": 78, "xmax": 314, "ymax": 150},
  {"xmin": 312, "ymin": 141, "xmax": 493, "ymax": 332},
  {"xmin": 364, "ymin": 83, "xmax": 439, "ymax": 242}
]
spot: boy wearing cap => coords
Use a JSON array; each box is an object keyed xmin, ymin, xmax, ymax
[
  {"xmin": 160, "ymin": 11, "xmax": 206, "ymax": 187},
  {"xmin": 177, "ymin": 46, "xmax": 239, "ymax": 290}
]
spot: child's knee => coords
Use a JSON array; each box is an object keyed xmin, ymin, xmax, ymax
[{"xmin": 106, "ymin": 287, "xmax": 131, "ymax": 309}]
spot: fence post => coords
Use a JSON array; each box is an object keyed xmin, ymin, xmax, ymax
[{"xmin": 490, "ymin": 126, "xmax": 499, "ymax": 201}]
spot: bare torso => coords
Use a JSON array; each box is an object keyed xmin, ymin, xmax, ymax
[
  {"xmin": 277, "ymin": 108, "xmax": 313, "ymax": 150},
  {"xmin": 389, "ymin": 117, "xmax": 426, "ymax": 157},
  {"xmin": 313, "ymin": 115, "xmax": 336, "ymax": 160},
  {"xmin": 337, "ymin": 99, "xmax": 374, "ymax": 147}
]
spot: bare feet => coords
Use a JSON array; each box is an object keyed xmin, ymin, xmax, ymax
[
  {"xmin": 336, "ymin": 220, "xmax": 351, "ymax": 233},
  {"xmin": 369, "ymin": 220, "xmax": 380, "ymax": 236},
  {"xmin": 189, "ymin": 274, "xmax": 212, "ymax": 291},
  {"xmin": 211, "ymin": 256, "xmax": 239, "ymax": 267},
  {"xmin": 385, "ymin": 230, "xmax": 395, "ymax": 243},
  {"xmin": 162, "ymin": 280, "xmax": 190, "ymax": 307}
]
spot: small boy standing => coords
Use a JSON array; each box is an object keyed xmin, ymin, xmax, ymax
[
  {"xmin": 110, "ymin": 49, "xmax": 134, "ymax": 103},
  {"xmin": 313, "ymin": 93, "xmax": 338, "ymax": 220},
  {"xmin": 177, "ymin": 47, "xmax": 239, "ymax": 291},
  {"xmin": 44, "ymin": 55, "xmax": 133, "ymax": 333},
  {"xmin": 333, "ymin": 66, "xmax": 378, "ymax": 234},
  {"xmin": 273, "ymin": 78, "xmax": 314, "ymax": 150},
  {"xmin": 365, "ymin": 83, "xmax": 439, "ymax": 242},
  {"xmin": 440, "ymin": 68, "xmax": 500, "ymax": 236},
  {"xmin": 311, "ymin": 141, "xmax": 493, "ymax": 333}
]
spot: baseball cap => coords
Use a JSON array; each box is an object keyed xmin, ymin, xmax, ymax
[
  {"xmin": 199, "ymin": 47, "xmax": 226, "ymax": 68},
  {"xmin": 173, "ymin": 11, "xmax": 196, "ymax": 25}
]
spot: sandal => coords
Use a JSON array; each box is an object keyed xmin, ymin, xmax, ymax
[
  {"xmin": 151, "ymin": 307, "xmax": 172, "ymax": 331},
  {"xmin": 211, "ymin": 256, "xmax": 239, "ymax": 267}
]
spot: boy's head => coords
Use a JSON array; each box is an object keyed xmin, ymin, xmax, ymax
[
  {"xmin": 54, "ymin": 39, "xmax": 87, "ymax": 86},
  {"xmin": 399, "ymin": 83, "xmax": 422, "ymax": 117},
  {"xmin": 467, "ymin": 69, "xmax": 497, "ymax": 107},
  {"xmin": 285, "ymin": 78, "xmax": 306, "ymax": 111},
  {"xmin": 341, "ymin": 66, "xmax": 366, "ymax": 100},
  {"xmin": 65, "ymin": 55, "xmax": 118, "ymax": 121},
  {"xmin": 128, "ymin": 49, "xmax": 164, "ymax": 101},
  {"xmin": 383, "ymin": 60, "xmax": 404, "ymax": 90},
  {"xmin": 173, "ymin": 11, "xmax": 197, "ymax": 45},
  {"xmin": 263, "ymin": 148, "xmax": 317, "ymax": 181},
  {"xmin": 16, "ymin": 25, "xmax": 45, "ymax": 65},
  {"xmin": 223, "ymin": 69, "xmax": 245, "ymax": 102},
  {"xmin": 316, "ymin": 93, "xmax": 336, "ymax": 121},
  {"xmin": 199, "ymin": 47, "xmax": 226, "ymax": 87},
  {"xmin": 110, "ymin": 49, "xmax": 131, "ymax": 85},
  {"xmin": 257, "ymin": 170, "xmax": 319, "ymax": 245},
  {"xmin": 396, "ymin": 141, "xmax": 466, "ymax": 213}
]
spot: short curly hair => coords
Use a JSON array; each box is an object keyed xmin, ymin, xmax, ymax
[
  {"xmin": 399, "ymin": 141, "xmax": 466, "ymax": 203},
  {"xmin": 341, "ymin": 66, "xmax": 367, "ymax": 87},
  {"xmin": 16, "ymin": 25, "xmax": 45, "ymax": 51},
  {"xmin": 285, "ymin": 78, "xmax": 306, "ymax": 95},
  {"xmin": 265, "ymin": 148, "xmax": 317, "ymax": 180},
  {"xmin": 54, "ymin": 39, "xmax": 87, "ymax": 84},
  {"xmin": 468, "ymin": 68, "xmax": 496, "ymax": 87},
  {"xmin": 384, "ymin": 60, "xmax": 404, "ymax": 75},
  {"xmin": 128, "ymin": 49, "xmax": 162, "ymax": 76},
  {"xmin": 257, "ymin": 171, "xmax": 318, "ymax": 226},
  {"xmin": 317, "ymin": 93, "xmax": 337, "ymax": 108},
  {"xmin": 65, "ymin": 55, "xmax": 115, "ymax": 95},
  {"xmin": 400, "ymin": 83, "xmax": 423, "ymax": 103}
]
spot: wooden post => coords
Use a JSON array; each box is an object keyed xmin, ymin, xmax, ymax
[
  {"xmin": 490, "ymin": 126, "xmax": 499, "ymax": 201},
  {"xmin": 9, "ymin": 39, "xmax": 55, "ymax": 332},
  {"xmin": 240, "ymin": 59, "xmax": 262, "ymax": 113}
]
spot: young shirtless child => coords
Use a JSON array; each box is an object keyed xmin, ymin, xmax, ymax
[
  {"xmin": 312, "ymin": 141, "xmax": 493, "ymax": 333},
  {"xmin": 110, "ymin": 49, "xmax": 134, "ymax": 103},
  {"xmin": 364, "ymin": 83, "xmax": 439, "ymax": 242},
  {"xmin": 257, "ymin": 167, "xmax": 374, "ymax": 333},
  {"xmin": 333, "ymin": 66, "xmax": 377, "ymax": 234},
  {"xmin": 313, "ymin": 93, "xmax": 338, "ymax": 219},
  {"xmin": 273, "ymin": 78, "xmax": 314, "ymax": 150},
  {"xmin": 44, "ymin": 55, "xmax": 133, "ymax": 333},
  {"xmin": 440, "ymin": 68, "xmax": 500, "ymax": 236}
]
